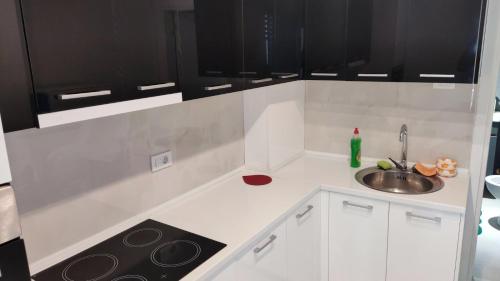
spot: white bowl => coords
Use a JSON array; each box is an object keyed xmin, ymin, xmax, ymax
[{"xmin": 485, "ymin": 175, "xmax": 500, "ymax": 199}]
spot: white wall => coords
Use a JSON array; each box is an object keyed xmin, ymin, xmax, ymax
[{"xmin": 5, "ymin": 93, "xmax": 244, "ymax": 263}]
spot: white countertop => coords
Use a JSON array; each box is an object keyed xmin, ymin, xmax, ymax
[{"xmin": 30, "ymin": 151, "xmax": 470, "ymax": 280}]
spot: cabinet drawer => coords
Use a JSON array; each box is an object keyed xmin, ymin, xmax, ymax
[
  {"xmin": 330, "ymin": 193, "xmax": 389, "ymax": 281},
  {"xmin": 386, "ymin": 203, "xmax": 461, "ymax": 281},
  {"xmin": 235, "ymin": 222, "xmax": 287, "ymax": 281}
]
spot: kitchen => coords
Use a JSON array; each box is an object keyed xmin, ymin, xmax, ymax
[{"xmin": 0, "ymin": 0, "xmax": 497, "ymax": 280}]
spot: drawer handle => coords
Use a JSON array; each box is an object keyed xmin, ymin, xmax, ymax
[
  {"xmin": 251, "ymin": 78, "xmax": 273, "ymax": 84},
  {"xmin": 296, "ymin": 205, "xmax": 314, "ymax": 219},
  {"xmin": 406, "ymin": 211, "xmax": 442, "ymax": 223},
  {"xmin": 58, "ymin": 90, "xmax": 111, "ymax": 100},
  {"xmin": 311, "ymin": 72, "xmax": 338, "ymax": 77},
  {"xmin": 343, "ymin": 200, "xmax": 373, "ymax": 211},
  {"xmin": 204, "ymin": 84, "xmax": 233, "ymax": 91},
  {"xmin": 279, "ymin": 73, "xmax": 299, "ymax": 79},
  {"xmin": 357, "ymin": 73, "xmax": 388, "ymax": 78},
  {"xmin": 419, "ymin": 74, "xmax": 455, "ymax": 78},
  {"xmin": 137, "ymin": 82, "xmax": 175, "ymax": 91},
  {"xmin": 254, "ymin": 234, "xmax": 277, "ymax": 254}
]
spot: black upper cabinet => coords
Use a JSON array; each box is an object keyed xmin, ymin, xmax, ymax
[
  {"xmin": 305, "ymin": 0, "xmax": 347, "ymax": 80},
  {"xmin": 403, "ymin": 0, "xmax": 484, "ymax": 83},
  {"xmin": 21, "ymin": 0, "xmax": 180, "ymax": 113},
  {"xmin": 345, "ymin": 0, "xmax": 402, "ymax": 81},
  {"xmin": 178, "ymin": 0, "xmax": 245, "ymax": 101},
  {"xmin": 0, "ymin": 0, "xmax": 36, "ymax": 132},
  {"xmin": 243, "ymin": 0, "xmax": 303, "ymax": 87}
]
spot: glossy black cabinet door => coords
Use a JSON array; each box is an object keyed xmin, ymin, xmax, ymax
[
  {"xmin": 243, "ymin": 0, "xmax": 303, "ymax": 88},
  {"xmin": 403, "ymin": 0, "xmax": 484, "ymax": 83},
  {"xmin": 305, "ymin": 0, "xmax": 347, "ymax": 80},
  {"xmin": 0, "ymin": 239, "xmax": 31, "ymax": 281},
  {"xmin": 0, "ymin": 0, "xmax": 36, "ymax": 132},
  {"xmin": 114, "ymin": 0, "xmax": 180, "ymax": 99},
  {"xmin": 22, "ymin": 0, "xmax": 120, "ymax": 113},
  {"xmin": 345, "ymin": 0, "xmax": 402, "ymax": 81},
  {"xmin": 178, "ymin": 0, "xmax": 244, "ymax": 101}
]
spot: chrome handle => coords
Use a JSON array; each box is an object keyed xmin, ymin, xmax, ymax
[
  {"xmin": 279, "ymin": 74, "xmax": 299, "ymax": 79},
  {"xmin": 406, "ymin": 211, "xmax": 442, "ymax": 223},
  {"xmin": 296, "ymin": 205, "xmax": 314, "ymax": 219},
  {"xmin": 137, "ymin": 82, "xmax": 175, "ymax": 91},
  {"xmin": 357, "ymin": 73, "xmax": 388, "ymax": 78},
  {"xmin": 343, "ymin": 200, "xmax": 373, "ymax": 211},
  {"xmin": 204, "ymin": 84, "xmax": 233, "ymax": 91},
  {"xmin": 311, "ymin": 72, "xmax": 338, "ymax": 77},
  {"xmin": 58, "ymin": 90, "xmax": 111, "ymax": 100},
  {"xmin": 254, "ymin": 234, "xmax": 277, "ymax": 254},
  {"xmin": 419, "ymin": 74, "xmax": 455, "ymax": 79},
  {"xmin": 251, "ymin": 78, "xmax": 273, "ymax": 84}
]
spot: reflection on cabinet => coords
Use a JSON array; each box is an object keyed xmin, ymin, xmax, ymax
[
  {"xmin": 21, "ymin": 0, "xmax": 181, "ymax": 114},
  {"xmin": 329, "ymin": 193, "xmax": 389, "ymax": 281},
  {"xmin": 403, "ymin": 0, "xmax": 484, "ymax": 83},
  {"xmin": 286, "ymin": 194, "xmax": 321, "ymax": 281},
  {"xmin": 235, "ymin": 223, "xmax": 287, "ymax": 281},
  {"xmin": 386, "ymin": 203, "xmax": 461, "ymax": 281},
  {"xmin": 0, "ymin": 0, "xmax": 36, "ymax": 132}
]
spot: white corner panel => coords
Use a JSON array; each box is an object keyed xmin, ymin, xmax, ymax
[
  {"xmin": 0, "ymin": 114, "xmax": 11, "ymax": 184},
  {"xmin": 244, "ymin": 81, "xmax": 305, "ymax": 171},
  {"xmin": 37, "ymin": 93, "xmax": 182, "ymax": 128}
]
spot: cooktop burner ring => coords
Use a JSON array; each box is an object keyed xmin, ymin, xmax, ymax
[
  {"xmin": 61, "ymin": 253, "xmax": 119, "ymax": 281},
  {"xmin": 122, "ymin": 228, "xmax": 163, "ymax": 248},
  {"xmin": 111, "ymin": 275, "xmax": 148, "ymax": 281},
  {"xmin": 150, "ymin": 240, "xmax": 202, "ymax": 268}
]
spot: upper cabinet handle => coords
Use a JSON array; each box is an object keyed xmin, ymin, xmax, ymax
[
  {"xmin": 419, "ymin": 74, "xmax": 455, "ymax": 78},
  {"xmin": 204, "ymin": 84, "xmax": 233, "ymax": 91},
  {"xmin": 357, "ymin": 73, "xmax": 388, "ymax": 78},
  {"xmin": 311, "ymin": 72, "xmax": 338, "ymax": 77},
  {"xmin": 137, "ymin": 82, "xmax": 176, "ymax": 91},
  {"xmin": 406, "ymin": 211, "xmax": 442, "ymax": 223},
  {"xmin": 253, "ymin": 234, "xmax": 277, "ymax": 254},
  {"xmin": 251, "ymin": 78, "xmax": 273, "ymax": 84},
  {"xmin": 279, "ymin": 74, "xmax": 299, "ymax": 79},
  {"xmin": 296, "ymin": 205, "xmax": 314, "ymax": 219},
  {"xmin": 58, "ymin": 90, "xmax": 111, "ymax": 100},
  {"xmin": 343, "ymin": 200, "xmax": 373, "ymax": 211}
]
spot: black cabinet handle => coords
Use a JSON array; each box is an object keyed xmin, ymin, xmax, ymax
[
  {"xmin": 58, "ymin": 90, "xmax": 111, "ymax": 100},
  {"xmin": 137, "ymin": 82, "xmax": 176, "ymax": 91},
  {"xmin": 419, "ymin": 74, "xmax": 455, "ymax": 79},
  {"xmin": 204, "ymin": 84, "xmax": 233, "ymax": 91}
]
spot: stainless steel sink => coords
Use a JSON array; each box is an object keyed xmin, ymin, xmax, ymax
[{"xmin": 355, "ymin": 167, "xmax": 444, "ymax": 194}]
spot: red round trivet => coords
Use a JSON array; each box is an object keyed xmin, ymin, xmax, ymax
[{"xmin": 242, "ymin": 175, "xmax": 272, "ymax": 186}]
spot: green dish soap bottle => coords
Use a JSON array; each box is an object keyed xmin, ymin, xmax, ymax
[{"xmin": 350, "ymin": 128, "xmax": 361, "ymax": 168}]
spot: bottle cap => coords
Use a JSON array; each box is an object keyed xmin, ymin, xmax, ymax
[{"xmin": 354, "ymin": 128, "xmax": 359, "ymax": 135}]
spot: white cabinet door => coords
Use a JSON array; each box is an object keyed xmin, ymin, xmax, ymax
[
  {"xmin": 330, "ymin": 193, "xmax": 389, "ymax": 281},
  {"xmin": 286, "ymin": 193, "xmax": 321, "ymax": 281},
  {"xmin": 386, "ymin": 203, "xmax": 461, "ymax": 281},
  {"xmin": 234, "ymin": 222, "xmax": 287, "ymax": 281},
  {"xmin": 210, "ymin": 263, "xmax": 237, "ymax": 281}
]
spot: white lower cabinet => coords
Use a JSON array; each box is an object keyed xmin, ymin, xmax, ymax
[
  {"xmin": 386, "ymin": 203, "xmax": 461, "ymax": 281},
  {"xmin": 286, "ymin": 194, "xmax": 321, "ymax": 281},
  {"xmin": 329, "ymin": 193, "xmax": 389, "ymax": 281},
  {"xmin": 234, "ymin": 222, "xmax": 287, "ymax": 281}
]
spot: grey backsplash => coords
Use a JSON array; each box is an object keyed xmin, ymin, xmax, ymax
[
  {"xmin": 305, "ymin": 80, "xmax": 476, "ymax": 167},
  {"xmin": 4, "ymin": 81, "xmax": 475, "ymax": 263},
  {"xmin": 5, "ymin": 93, "xmax": 244, "ymax": 263}
]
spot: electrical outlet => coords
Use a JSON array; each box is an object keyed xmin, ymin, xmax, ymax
[{"xmin": 151, "ymin": 151, "xmax": 173, "ymax": 172}]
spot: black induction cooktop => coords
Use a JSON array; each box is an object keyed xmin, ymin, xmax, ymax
[{"xmin": 32, "ymin": 219, "xmax": 226, "ymax": 281}]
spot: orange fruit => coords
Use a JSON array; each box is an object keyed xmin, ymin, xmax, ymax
[{"xmin": 415, "ymin": 162, "xmax": 437, "ymax": 177}]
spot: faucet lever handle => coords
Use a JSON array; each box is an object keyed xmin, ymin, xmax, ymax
[{"xmin": 388, "ymin": 157, "xmax": 405, "ymax": 170}]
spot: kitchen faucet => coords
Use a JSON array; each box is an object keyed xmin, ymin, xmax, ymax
[{"xmin": 389, "ymin": 124, "xmax": 408, "ymax": 171}]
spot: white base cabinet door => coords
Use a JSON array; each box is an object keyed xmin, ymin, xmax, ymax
[
  {"xmin": 386, "ymin": 203, "xmax": 461, "ymax": 281},
  {"xmin": 286, "ymin": 194, "xmax": 321, "ymax": 281},
  {"xmin": 210, "ymin": 263, "xmax": 237, "ymax": 281},
  {"xmin": 330, "ymin": 193, "xmax": 389, "ymax": 281},
  {"xmin": 234, "ymin": 222, "xmax": 287, "ymax": 281}
]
